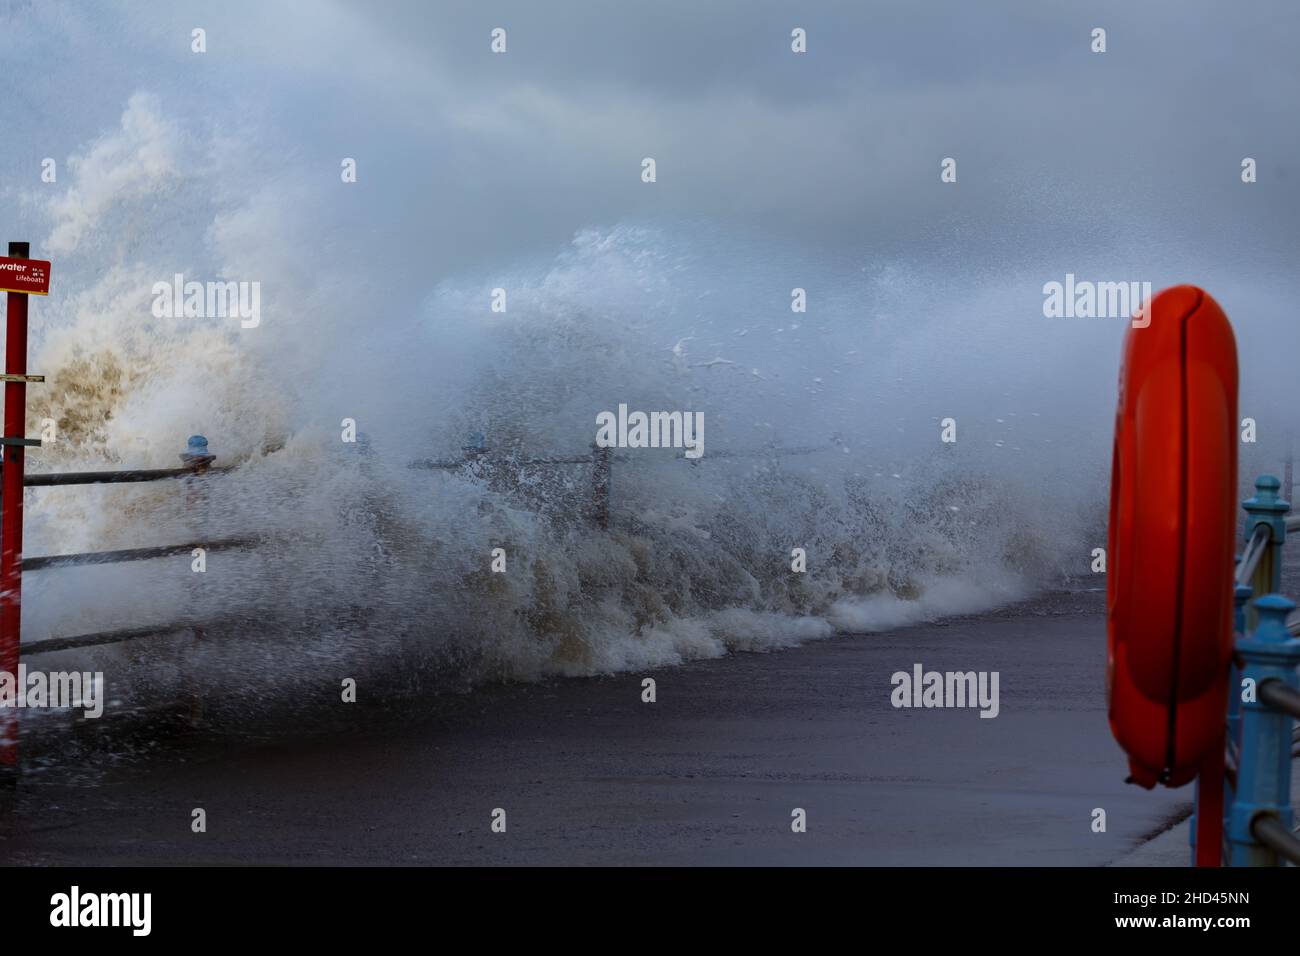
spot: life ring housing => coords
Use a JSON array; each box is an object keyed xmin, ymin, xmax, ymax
[{"xmin": 1107, "ymin": 285, "xmax": 1238, "ymax": 788}]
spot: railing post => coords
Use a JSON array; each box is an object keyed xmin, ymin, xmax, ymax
[
  {"xmin": 590, "ymin": 442, "xmax": 611, "ymax": 530},
  {"xmin": 1228, "ymin": 580, "xmax": 1252, "ymax": 742},
  {"xmin": 182, "ymin": 434, "xmax": 214, "ymax": 470},
  {"xmin": 1227, "ymin": 594, "xmax": 1300, "ymax": 866},
  {"xmin": 460, "ymin": 431, "xmax": 489, "ymax": 484},
  {"xmin": 1242, "ymin": 476, "xmax": 1289, "ymax": 631},
  {"xmin": 1218, "ymin": 580, "xmax": 1254, "ymax": 858},
  {"xmin": 181, "ymin": 435, "xmax": 213, "ymax": 725},
  {"xmin": 181, "ymin": 434, "xmax": 214, "ymax": 543}
]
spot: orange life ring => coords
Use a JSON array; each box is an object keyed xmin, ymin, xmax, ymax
[{"xmin": 1107, "ymin": 285, "xmax": 1238, "ymax": 788}]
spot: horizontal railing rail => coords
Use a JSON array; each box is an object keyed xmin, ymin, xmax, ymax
[
  {"xmin": 23, "ymin": 537, "xmax": 260, "ymax": 572},
  {"xmin": 411, "ymin": 454, "xmax": 594, "ymax": 469},
  {"xmin": 409, "ymin": 443, "xmax": 839, "ymax": 470},
  {"xmin": 410, "ymin": 437, "xmax": 844, "ymax": 532},
  {"xmin": 1249, "ymin": 814, "xmax": 1300, "ymax": 865},
  {"xmin": 23, "ymin": 622, "xmax": 213, "ymax": 656},
  {"xmin": 1235, "ymin": 524, "xmax": 1271, "ymax": 587},
  {"xmin": 1258, "ymin": 679, "xmax": 1300, "ymax": 721},
  {"xmin": 18, "ymin": 464, "xmax": 237, "ymax": 486}
]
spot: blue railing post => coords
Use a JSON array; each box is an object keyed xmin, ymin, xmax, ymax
[
  {"xmin": 1214, "ymin": 579, "xmax": 1255, "ymax": 860},
  {"xmin": 180, "ymin": 433, "xmax": 214, "ymax": 534},
  {"xmin": 1227, "ymin": 594, "xmax": 1300, "ymax": 866},
  {"xmin": 1228, "ymin": 581, "xmax": 1252, "ymax": 742},
  {"xmin": 1242, "ymin": 476, "xmax": 1290, "ymax": 630}
]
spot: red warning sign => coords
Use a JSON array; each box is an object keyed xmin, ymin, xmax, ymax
[{"xmin": 0, "ymin": 257, "xmax": 51, "ymax": 296}]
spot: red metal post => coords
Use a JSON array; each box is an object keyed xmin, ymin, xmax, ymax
[
  {"xmin": 1194, "ymin": 736, "xmax": 1226, "ymax": 865},
  {"xmin": 0, "ymin": 241, "xmax": 31, "ymax": 772}
]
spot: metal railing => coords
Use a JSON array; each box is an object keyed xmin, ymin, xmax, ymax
[
  {"xmin": 17, "ymin": 432, "xmax": 833, "ymax": 654},
  {"xmin": 410, "ymin": 437, "xmax": 842, "ymax": 531},
  {"xmin": 1193, "ymin": 474, "xmax": 1300, "ymax": 866},
  {"xmin": 20, "ymin": 435, "xmax": 256, "ymax": 656}
]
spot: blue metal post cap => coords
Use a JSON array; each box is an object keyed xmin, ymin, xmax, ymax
[
  {"xmin": 181, "ymin": 434, "xmax": 215, "ymax": 467},
  {"xmin": 1245, "ymin": 475, "xmax": 1290, "ymax": 513}
]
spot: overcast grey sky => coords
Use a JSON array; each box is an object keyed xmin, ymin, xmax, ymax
[{"xmin": 5, "ymin": 0, "xmax": 1299, "ymax": 284}]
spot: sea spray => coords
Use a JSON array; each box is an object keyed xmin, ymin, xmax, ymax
[{"xmin": 12, "ymin": 99, "xmax": 1109, "ymax": 718}]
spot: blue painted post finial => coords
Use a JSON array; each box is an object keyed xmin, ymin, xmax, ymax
[
  {"xmin": 1244, "ymin": 475, "xmax": 1289, "ymax": 535},
  {"xmin": 181, "ymin": 434, "xmax": 214, "ymax": 470},
  {"xmin": 1228, "ymin": 594, "xmax": 1300, "ymax": 866},
  {"xmin": 1243, "ymin": 475, "xmax": 1291, "ymax": 627}
]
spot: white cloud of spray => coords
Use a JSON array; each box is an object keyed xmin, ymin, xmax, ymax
[
  {"xmin": 45, "ymin": 93, "xmax": 184, "ymax": 256},
  {"xmin": 17, "ymin": 94, "xmax": 1078, "ymax": 711}
]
